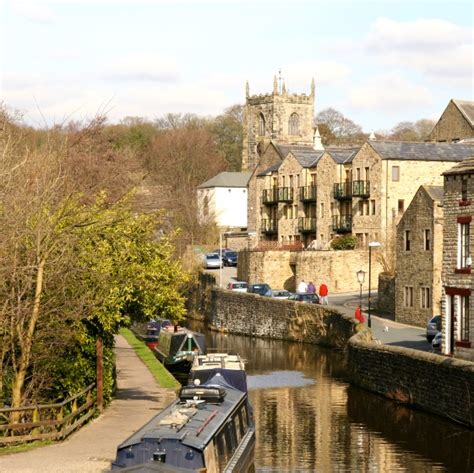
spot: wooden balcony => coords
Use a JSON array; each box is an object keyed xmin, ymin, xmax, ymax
[
  {"xmin": 277, "ymin": 187, "xmax": 293, "ymax": 203},
  {"xmin": 334, "ymin": 182, "xmax": 352, "ymax": 200},
  {"xmin": 352, "ymin": 180, "xmax": 370, "ymax": 198},
  {"xmin": 261, "ymin": 219, "xmax": 278, "ymax": 235},
  {"xmin": 332, "ymin": 215, "xmax": 352, "ymax": 233},
  {"xmin": 262, "ymin": 188, "xmax": 278, "ymax": 205},
  {"xmin": 298, "ymin": 217, "xmax": 316, "ymax": 233},
  {"xmin": 299, "ymin": 185, "xmax": 317, "ymax": 202}
]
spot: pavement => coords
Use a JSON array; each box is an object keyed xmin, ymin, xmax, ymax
[{"xmin": 0, "ymin": 335, "xmax": 176, "ymax": 473}]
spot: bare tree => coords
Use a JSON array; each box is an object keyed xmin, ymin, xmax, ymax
[{"xmin": 315, "ymin": 108, "xmax": 366, "ymax": 145}]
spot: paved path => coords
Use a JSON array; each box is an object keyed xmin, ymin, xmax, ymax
[{"xmin": 0, "ymin": 335, "xmax": 176, "ymax": 473}]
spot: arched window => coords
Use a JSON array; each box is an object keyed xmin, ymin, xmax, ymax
[
  {"xmin": 258, "ymin": 113, "xmax": 266, "ymax": 136},
  {"xmin": 288, "ymin": 113, "xmax": 300, "ymax": 135}
]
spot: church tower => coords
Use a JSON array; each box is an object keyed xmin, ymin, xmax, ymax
[{"xmin": 241, "ymin": 75, "xmax": 315, "ymax": 170}]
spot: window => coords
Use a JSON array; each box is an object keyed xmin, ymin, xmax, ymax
[
  {"xmin": 460, "ymin": 296, "xmax": 470, "ymax": 341},
  {"xmin": 258, "ymin": 113, "xmax": 266, "ymax": 136},
  {"xmin": 203, "ymin": 195, "xmax": 209, "ymax": 217},
  {"xmin": 405, "ymin": 230, "xmax": 411, "ymax": 251},
  {"xmin": 458, "ymin": 223, "xmax": 471, "ymax": 268},
  {"xmin": 365, "ymin": 167, "xmax": 370, "ymax": 181},
  {"xmin": 420, "ymin": 287, "xmax": 431, "ymax": 309},
  {"xmin": 404, "ymin": 286, "xmax": 414, "ymax": 307},
  {"xmin": 424, "ymin": 229, "xmax": 431, "ymax": 251},
  {"xmin": 320, "ymin": 203, "xmax": 324, "ymax": 218},
  {"xmin": 294, "ymin": 204, "xmax": 298, "ymax": 219},
  {"xmin": 371, "ymin": 199, "xmax": 376, "ymax": 215},
  {"xmin": 358, "ymin": 201, "xmax": 364, "ymax": 215},
  {"xmin": 289, "ymin": 175, "xmax": 293, "ymax": 187},
  {"xmin": 398, "ymin": 199, "xmax": 405, "ymax": 214},
  {"xmin": 296, "ymin": 174, "xmax": 300, "ymax": 188},
  {"xmin": 284, "ymin": 205, "xmax": 289, "ymax": 219},
  {"xmin": 364, "ymin": 201, "xmax": 369, "ymax": 215},
  {"xmin": 288, "ymin": 113, "xmax": 300, "ymax": 135},
  {"xmin": 356, "ymin": 168, "xmax": 361, "ymax": 180},
  {"xmin": 392, "ymin": 166, "xmax": 400, "ymax": 181},
  {"xmin": 462, "ymin": 178, "xmax": 468, "ymax": 202}
]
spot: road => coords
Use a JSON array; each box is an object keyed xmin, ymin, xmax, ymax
[{"xmin": 205, "ymin": 266, "xmax": 432, "ymax": 352}]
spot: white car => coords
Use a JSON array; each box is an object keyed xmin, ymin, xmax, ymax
[
  {"xmin": 227, "ymin": 281, "xmax": 248, "ymax": 292},
  {"xmin": 203, "ymin": 253, "xmax": 222, "ymax": 269},
  {"xmin": 432, "ymin": 332, "xmax": 442, "ymax": 351}
]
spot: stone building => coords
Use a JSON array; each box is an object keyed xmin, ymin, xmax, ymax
[
  {"xmin": 395, "ymin": 185, "xmax": 444, "ymax": 327},
  {"xmin": 441, "ymin": 156, "xmax": 474, "ymax": 360},
  {"xmin": 429, "ymin": 99, "xmax": 474, "ymax": 143},
  {"xmin": 348, "ymin": 141, "xmax": 474, "ymax": 248}
]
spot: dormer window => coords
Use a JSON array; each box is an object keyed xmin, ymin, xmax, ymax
[{"xmin": 288, "ymin": 113, "xmax": 300, "ymax": 135}]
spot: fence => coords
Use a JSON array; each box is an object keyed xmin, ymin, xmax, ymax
[{"xmin": 0, "ymin": 383, "xmax": 96, "ymax": 446}]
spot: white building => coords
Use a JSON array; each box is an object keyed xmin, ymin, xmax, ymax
[{"xmin": 197, "ymin": 172, "xmax": 252, "ymax": 229}]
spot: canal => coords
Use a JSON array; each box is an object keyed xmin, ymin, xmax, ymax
[{"xmin": 188, "ymin": 320, "xmax": 474, "ymax": 472}]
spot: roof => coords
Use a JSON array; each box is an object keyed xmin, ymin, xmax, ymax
[
  {"xmin": 422, "ymin": 185, "xmax": 444, "ymax": 203},
  {"xmin": 325, "ymin": 147, "xmax": 361, "ymax": 164},
  {"xmin": 275, "ymin": 144, "xmax": 325, "ymax": 168},
  {"xmin": 368, "ymin": 141, "xmax": 474, "ymax": 162},
  {"xmin": 443, "ymin": 156, "xmax": 474, "ymax": 176},
  {"xmin": 197, "ymin": 171, "xmax": 252, "ymax": 189},
  {"xmin": 257, "ymin": 162, "xmax": 281, "ymax": 176},
  {"xmin": 452, "ymin": 99, "xmax": 474, "ymax": 128}
]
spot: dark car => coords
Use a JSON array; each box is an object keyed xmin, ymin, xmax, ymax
[
  {"xmin": 288, "ymin": 293, "xmax": 320, "ymax": 304},
  {"xmin": 426, "ymin": 315, "xmax": 441, "ymax": 342},
  {"xmin": 222, "ymin": 251, "xmax": 238, "ymax": 266},
  {"xmin": 248, "ymin": 283, "xmax": 272, "ymax": 296},
  {"xmin": 212, "ymin": 248, "xmax": 233, "ymax": 257}
]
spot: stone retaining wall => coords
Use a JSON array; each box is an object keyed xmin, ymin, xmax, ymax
[
  {"xmin": 208, "ymin": 289, "xmax": 356, "ymax": 348},
  {"xmin": 348, "ymin": 331, "xmax": 474, "ymax": 428}
]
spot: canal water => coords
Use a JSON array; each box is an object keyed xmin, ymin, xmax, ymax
[{"xmin": 187, "ymin": 321, "xmax": 474, "ymax": 472}]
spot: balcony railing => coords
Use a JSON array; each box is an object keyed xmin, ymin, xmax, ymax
[
  {"xmin": 261, "ymin": 219, "xmax": 278, "ymax": 235},
  {"xmin": 262, "ymin": 188, "xmax": 278, "ymax": 205},
  {"xmin": 298, "ymin": 217, "xmax": 316, "ymax": 233},
  {"xmin": 352, "ymin": 180, "xmax": 370, "ymax": 198},
  {"xmin": 332, "ymin": 215, "xmax": 352, "ymax": 233},
  {"xmin": 334, "ymin": 182, "xmax": 352, "ymax": 200},
  {"xmin": 299, "ymin": 185, "xmax": 317, "ymax": 202},
  {"xmin": 277, "ymin": 187, "xmax": 293, "ymax": 203}
]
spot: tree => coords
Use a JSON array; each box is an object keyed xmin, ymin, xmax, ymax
[
  {"xmin": 315, "ymin": 108, "xmax": 366, "ymax": 145},
  {"xmin": 388, "ymin": 119, "xmax": 435, "ymax": 141}
]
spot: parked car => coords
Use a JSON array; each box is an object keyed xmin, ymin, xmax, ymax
[
  {"xmin": 227, "ymin": 281, "xmax": 248, "ymax": 292},
  {"xmin": 212, "ymin": 248, "xmax": 233, "ymax": 257},
  {"xmin": 288, "ymin": 293, "xmax": 320, "ymax": 304},
  {"xmin": 203, "ymin": 253, "xmax": 222, "ymax": 269},
  {"xmin": 426, "ymin": 315, "xmax": 441, "ymax": 342},
  {"xmin": 222, "ymin": 251, "xmax": 238, "ymax": 266},
  {"xmin": 271, "ymin": 290, "xmax": 292, "ymax": 299},
  {"xmin": 248, "ymin": 283, "xmax": 272, "ymax": 296},
  {"xmin": 432, "ymin": 331, "xmax": 442, "ymax": 351}
]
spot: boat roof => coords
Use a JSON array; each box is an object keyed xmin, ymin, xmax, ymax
[
  {"xmin": 117, "ymin": 375, "xmax": 246, "ymax": 452},
  {"xmin": 191, "ymin": 353, "xmax": 246, "ymax": 371}
]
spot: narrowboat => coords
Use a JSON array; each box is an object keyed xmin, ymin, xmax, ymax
[
  {"xmin": 111, "ymin": 371, "xmax": 256, "ymax": 472},
  {"xmin": 143, "ymin": 319, "xmax": 172, "ymax": 350},
  {"xmin": 153, "ymin": 328, "xmax": 206, "ymax": 379}
]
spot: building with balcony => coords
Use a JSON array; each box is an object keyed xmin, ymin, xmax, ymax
[
  {"xmin": 441, "ymin": 157, "xmax": 474, "ymax": 360},
  {"xmin": 395, "ymin": 185, "xmax": 444, "ymax": 327}
]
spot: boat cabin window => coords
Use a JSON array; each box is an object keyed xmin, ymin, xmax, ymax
[{"xmin": 240, "ymin": 404, "xmax": 249, "ymax": 432}]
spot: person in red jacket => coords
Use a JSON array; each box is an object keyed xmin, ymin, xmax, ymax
[
  {"xmin": 354, "ymin": 306, "xmax": 365, "ymax": 323},
  {"xmin": 319, "ymin": 283, "xmax": 328, "ymax": 305}
]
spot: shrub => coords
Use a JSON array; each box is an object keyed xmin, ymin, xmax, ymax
[{"xmin": 331, "ymin": 235, "xmax": 358, "ymax": 250}]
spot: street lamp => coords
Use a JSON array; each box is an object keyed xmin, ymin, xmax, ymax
[
  {"xmin": 368, "ymin": 241, "xmax": 381, "ymax": 328},
  {"xmin": 356, "ymin": 269, "xmax": 366, "ymax": 314}
]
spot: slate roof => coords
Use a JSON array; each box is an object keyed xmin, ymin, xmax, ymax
[
  {"xmin": 275, "ymin": 144, "xmax": 325, "ymax": 168},
  {"xmin": 257, "ymin": 162, "xmax": 281, "ymax": 176},
  {"xmin": 368, "ymin": 141, "xmax": 474, "ymax": 162},
  {"xmin": 325, "ymin": 147, "xmax": 361, "ymax": 164},
  {"xmin": 423, "ymin": 185, "xmax": 444, "ymax": 203},
  {"xmin": 442, "ymin": 156, "xmax": 474, "ymax": 176},
  {"xmin": 452, "ymin": 99, "xmax": 474, "ymax": 128},
  {"xmin": 197, "ymin": 171, "xmax": 252, "ymax": 189}
]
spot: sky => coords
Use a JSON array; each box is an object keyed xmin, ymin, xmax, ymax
[{"xmin": 1, "ymin": 0, "xmax": 473, "ymax": 131}]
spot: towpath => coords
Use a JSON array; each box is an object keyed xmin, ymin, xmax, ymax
[{"xmin": 0, "ymin": 335, "xmax": 176, "ymax": 473}]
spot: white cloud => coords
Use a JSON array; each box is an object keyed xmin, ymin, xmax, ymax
[
  {"xmin": 349, "ymin": 73, "xmax": 432, "ymax": 112},
  {"xmin": 12, "ymin": 1, "xmax": 57, "ymax": 24},
  {"xmin": 365, "ymin": 17, "xmax": 473, "ymax": 84},
  {"xmin": 102, "ymin": 52, "xmax": 179, "ymax": 83},
  {"xmin": 284, "ymin": 61, "xmax": 351, "ymax": 87}
]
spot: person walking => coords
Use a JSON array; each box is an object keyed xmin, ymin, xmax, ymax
[
  {"xmin": 307, "ymin": 281, "xmax": 316, "ymax": 294},
  {"xmin": 297, "ymin": 280, "xmax": 308, "ymax": 293},
  {"xmin": 354, "ymin": 306, "xmax": 365, "ymax": 323},
  {"xmin": 319, "ymin": 283, "xmax": 329, "ymax": 304}
]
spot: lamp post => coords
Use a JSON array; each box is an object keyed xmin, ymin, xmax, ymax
[
  {"xmin": 356, "ymin": 269, "xmax": 366, "ymax": 314},
  {"xmin": 368, "ymin": 241, "xmax": 381, "ymax": 328}
]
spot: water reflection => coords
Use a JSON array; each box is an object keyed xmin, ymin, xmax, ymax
[{"xmin": 187, "ymin": 320, "xmax": 473, "ymax": 472}]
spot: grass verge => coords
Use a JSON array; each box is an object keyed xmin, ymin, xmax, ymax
[
  {"xmin": 119, "ymin": 328, "xmax": 181, "ymax": 390},
  {"xmin": 0, "ymin": 440, "xmax": 53, "ymax": 456}
]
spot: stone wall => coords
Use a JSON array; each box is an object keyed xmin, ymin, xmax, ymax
[
  {"xmin": 209, "ymin": 289, "xmax": 355, "ymax": 348},
  {"xmin": 238, "ymin": 248, "xmax": 383, "ymax": 293},
  {"xmin": 377, "ymin": 273, "xmax": 395, "ymax": 315},
  {"xmin": 429, "ymin": 100, "xmax": 474, "ymax": 142},
  {"xmin": 348, "ymin": 331, "xmax": 474, "ymax": 428}
]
